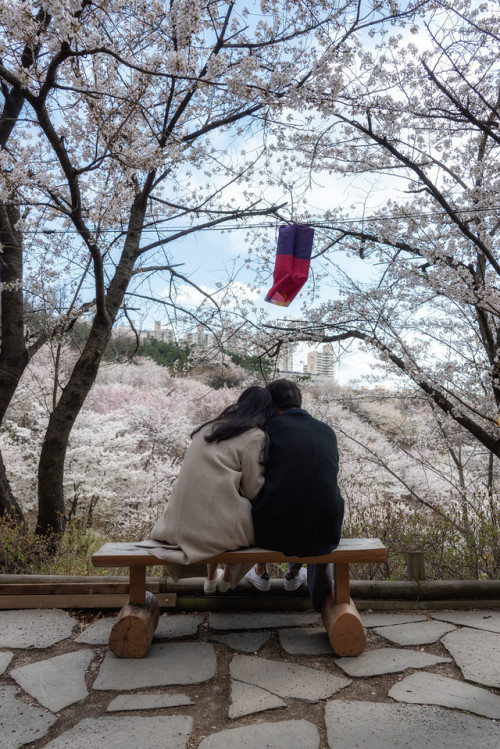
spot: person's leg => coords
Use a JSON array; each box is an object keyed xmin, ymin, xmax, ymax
[
  {"xmin": 307, "ymin": 563, "xmax": 333, "ymax": 612},
  {"xmin": 204, "ymin": 563, "xmax": 220, "ymax": 594},
  {"xmin": 284, "ymin": 562, "xmax": 307, "ymax": 591},
  {"xmin": 206, "ymin": 563, "xmax": 218, "ymax": 581}
]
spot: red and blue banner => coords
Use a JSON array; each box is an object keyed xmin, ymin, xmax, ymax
[{"xmin": 265, "ymin": 224, "xmax": 314, "ymax": 307}]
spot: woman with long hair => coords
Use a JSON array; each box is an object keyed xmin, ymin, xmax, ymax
[{"xmin": 147, "ymin": 385, "xmax": 274, "ymax": 592}]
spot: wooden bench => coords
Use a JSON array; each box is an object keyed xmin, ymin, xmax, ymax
[{"xmin": 92, "ymin": 538, "xmax": 386, "ymax": 659}]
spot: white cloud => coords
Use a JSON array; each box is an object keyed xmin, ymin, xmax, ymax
[
  {"xmin": 172, "ymin": 283, "xmax": 214, "ymax": 307},
  {"xmin": 168, "ymin": 281, "xmax": 261, "ymax": 308}
]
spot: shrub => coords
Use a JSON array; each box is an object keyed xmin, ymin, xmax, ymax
[
  {"xmin": 0, "ymin": 516, "xmax": 54, "ymax": 574},
  {"xmin": 344, "ymin": 492, "xmax": 500, "ymax": 581},
  {"xmin": 0, "ymin": 516, "xmax": 106, "ymax": 575},
  {"xmin": 0, "ymin": 515, "xmax": 168, "ymax": 577}
]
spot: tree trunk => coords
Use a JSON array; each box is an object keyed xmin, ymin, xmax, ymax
[
  {"xmin": 36, "ymin": 318, "xmax": 113, "ymax": 535},
  {"xmin": 0, "ymin": 10, "xmax": 52, "ymax": 525},
  {"xmin": 36, "ymin": 222, "xmax": 143, "ymax": 536},
  {"xmin": 0, "ymin": 451, "xmax": 23, "ymax": 520},
  {"xmin": 0, "ymin": 203, "xmax": 27, "ymax": 521}
]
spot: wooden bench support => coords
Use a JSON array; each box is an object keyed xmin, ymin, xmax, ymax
[
  {"xmin": 129, "ymin": 566, "xmax": 146, "ymax": 605},
  {"xmin": 109, "ymin": 590, "xmax": 159, "ymax": 658},
  {"xmin": 319, "ymin": 562, "xmax": 367, "ymax": 656},
  {"xmin": 321, "ymin": 592, "xmax": 366, "ymax": 657},
  {"xmin": 334, "ymin": 563, "xmax": 350, "ymax": 604}
]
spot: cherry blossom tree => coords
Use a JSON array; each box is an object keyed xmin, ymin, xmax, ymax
[
  {"xmin": 304, "ymin": 384, "xmax": 500, "ymax": 578},
  {"xmin": 1, "ymin": 1, "xmax": 417, "ymax": 533},
  {"xmin": 1, "ymin": 349, "xmax": 237, "ymax": 530},
  {"xmin": 264, "ymin": 0, "xmax": 500, "ymax": 470}
]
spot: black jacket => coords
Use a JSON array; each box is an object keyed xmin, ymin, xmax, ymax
[{"xmin": 252, "ymin": 409, "xmax": 344, "ymax": 556}]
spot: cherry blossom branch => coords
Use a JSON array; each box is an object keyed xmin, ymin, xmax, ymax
[
  {"xmin": 421, "ymin": 61, "xmax": 500, "ymax": 147},
  {"xmin": 337, "ymin": 111, "xmax": 500, "ymax": 276}
]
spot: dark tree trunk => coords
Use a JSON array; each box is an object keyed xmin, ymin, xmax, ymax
[
  {"xmin": 36, "ymin": 213, "xmax": 144, "ymax": 536},
  {"xmin": 0, "ymin": 9, "xmax": 51, "ymax": 523},
  {"xmin": 36, "ymin": 319, "xmax": 113, "ymax": 534},
  {"xmin": 0, "ymin": 203, "xmax": 27, "ymax": 521},
  {"xmin": 0, "ymin": 204, "xmax": 28, "ymax": 416},
  {"xmin": 0, "ymin": 452, "xmax": 23, "ymax": 520}
]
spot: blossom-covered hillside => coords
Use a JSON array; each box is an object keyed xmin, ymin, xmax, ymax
[
  {"xmin": 1, "ymin": 348, "xmax": 498, "ymax": 578},
  {"xmin": 1, "ymin": 352, "xmax": 236, "ymax": 533}
]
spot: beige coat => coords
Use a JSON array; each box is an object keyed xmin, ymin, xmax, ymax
[{"xmin": 145, "ymin": 426, "xmax": 266, "ymax": 587}]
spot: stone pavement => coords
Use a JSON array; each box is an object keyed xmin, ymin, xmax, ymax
[{"xmin": 1, "ymin": 607, "xmax": 499, "ymax": 748}]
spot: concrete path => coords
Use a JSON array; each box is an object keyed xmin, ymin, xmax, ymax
[{"xmin": 0, "ymin": 607, "xmax": 499, "ymax": 748}]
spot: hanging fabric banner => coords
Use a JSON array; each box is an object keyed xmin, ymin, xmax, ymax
[{"xmin": 264, "ymin": 224, "xmax": 314, "ymax": 307}]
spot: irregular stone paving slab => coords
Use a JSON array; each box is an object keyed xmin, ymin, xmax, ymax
[
  {"xmin": 442, "ymin": 628, "xmax": 500, "ymax": 688},
  {"xmin": 361, "ymin": 613, "xmax": 427, "ymax": 628},
  {"xmin": 325, "ymin": 700, "xmax": 500, "ymax": 749},
  {"xmin": 43, "ymin": 715, "xmax": 193, "ymax": 749},
  {"xmin": 154, "ymin": 614, "xmax": 203, "ymax": 639},
  {"xmin": 209, "ymin": 611, "xmax": 320, "ymax": 631},
  {"xmin": 94, "ymin": 642, "xmax": 216, "ymax": 690},
  {"xmin": 432, "ymin": 610, "xmax": 500, "ymax": 634},
  {"xmin": 229, "ymin": 679, "xmax": 286, "ymax": 719},
  {"xmin": 211, "ymin": 632, "xmax": 271, "ymax": 653},
  {"xmin": 374, "ymin": 620, "xmax": 457, "ymax": 645},
  {"xmin": 198, "ymin": 720, "xmax": 320, "ymax": 749},
  {"xmin": 211, "ymin": 631, "xmax": 270, "ymax": 652},
  {"xmin": 335, "ymin": 648, "xmax": 450, "ymax": 677},
  {"xmin": 0, "ymin": 685, "xmax": 57, "ymax": 749},
  {"xmin": 11, "ymin": 649, "xmax": 94, "ymax": 712},
  {"xmin": 0, "ymin": 609, "xmax": 77, "ymax": 648},
  {"xmin": 107, "ymin": 693, "xmax": 194, "ymax": 712},
  {"xmin": 75, "ymin": 617, "xmax": 115, "ymax": 645},
  {"xmin": 389, "ymin": 671, "xmax": 500, "ymax": 720},
  {"xmin": 0, "ymin": 651, "xmax": 13, "ymax": 675},
  {"xmin": 230, "ymin": 655, "xmax": 351, "ymax": 702},
  {"xmin": 279, "ymin": 627, "xmax": 333, "ymax": 655}
]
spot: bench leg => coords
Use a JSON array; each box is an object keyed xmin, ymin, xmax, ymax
[
  {"xmin": 334, "ymin": 563, "xmax": 350, "ymax": 605},
  {"xmin": 321, "ymin": 563, "xmax": 366, "ymax": 657},
  {"xmin": 108, "ymin": 566, "xmax": 159, "ymax": 658},
  {"xmin": 129, "ymin": 566, "xmax": 146, "ymax": 605}
]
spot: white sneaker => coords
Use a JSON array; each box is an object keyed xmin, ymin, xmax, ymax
[
  {"xmin": 284, "ymin": 567, "xmax": 307, "ymax": 592},
  {"xmin": 204, "ymin": 569, "xmax": 222, "ymax": 594},
  {"xmin": 245, "ymin": 566, "xmax": 271, "ymax": 592}
]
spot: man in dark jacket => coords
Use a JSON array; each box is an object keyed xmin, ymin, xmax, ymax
[{"xmin": 248, "ymin": 379, "xmax": 344, "ymax": 611}]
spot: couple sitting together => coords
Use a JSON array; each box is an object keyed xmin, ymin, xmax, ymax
[{"xmin": 148, "ymin": 379, "xmax": 344, "ymax": 612}]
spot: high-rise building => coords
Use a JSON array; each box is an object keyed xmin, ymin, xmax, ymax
[
  {"xmin": 183, "ymin": 324, "xmax": 215, "ymax": 348},
  {"xmin": 153, "ymin": 321, "xmax": 175, "ymax": 342},
  {"xmin": 277, "ymin": 342, "xmax": 296, "ymax": 373},
  {"xmin": 305, "ymin": 344, "xmax": 334, "ymax": 379}
]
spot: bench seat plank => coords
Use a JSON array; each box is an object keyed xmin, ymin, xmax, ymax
[{"xmin": 91, "ymin": 538, "xmax": 387, "ymax": 567}]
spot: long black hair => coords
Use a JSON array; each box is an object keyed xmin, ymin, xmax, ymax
[{"xmin": 191, "ymin": 386, "xmax": 274, "ymax": 444}]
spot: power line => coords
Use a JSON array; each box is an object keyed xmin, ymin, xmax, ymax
[{"xmin": 19, "ymin": 204, "xmax": 500, "ymax": 235}]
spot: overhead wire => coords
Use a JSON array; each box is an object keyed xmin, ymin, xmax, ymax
[{"xmin": 20, "ymin": 203, "xmax": 500, "ymax": 234}]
